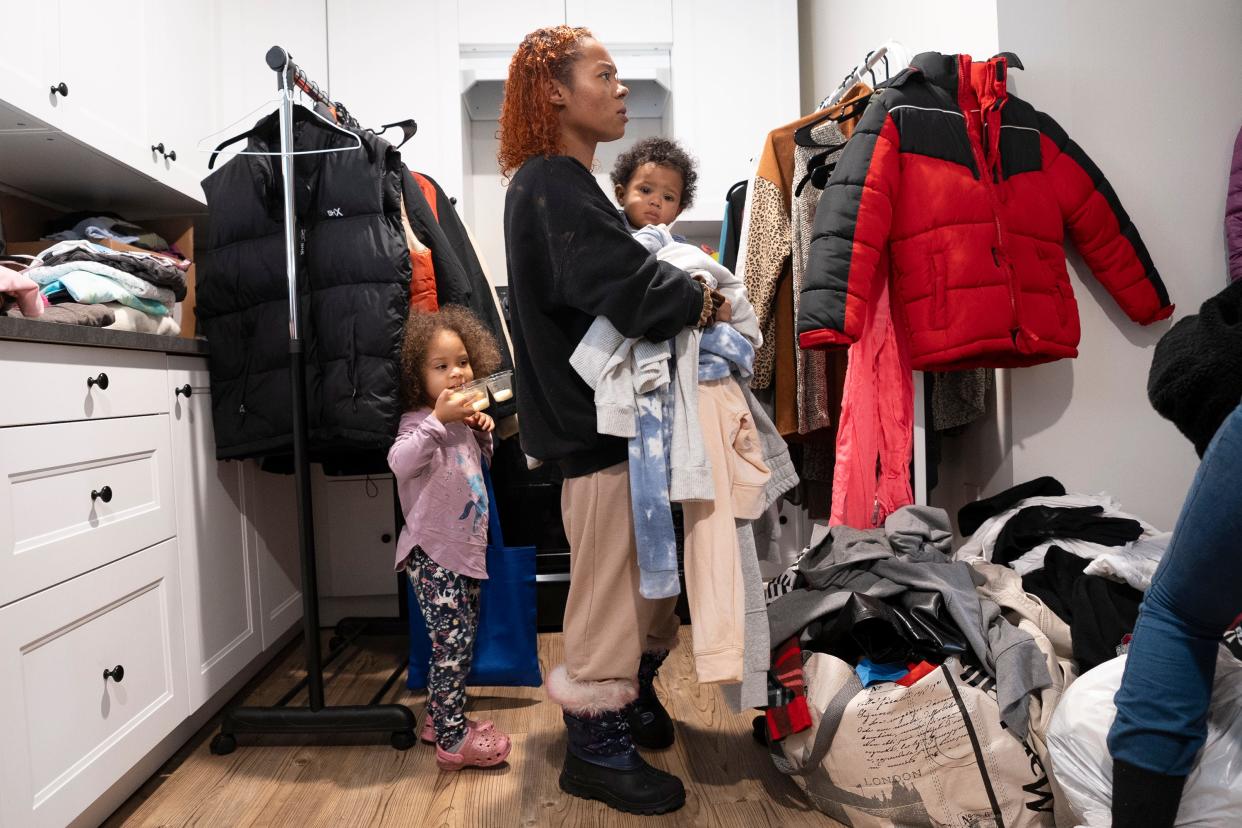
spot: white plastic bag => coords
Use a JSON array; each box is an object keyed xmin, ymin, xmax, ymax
[{"xmin": 1046, "ymin": 647, "xmax": 1242, "ymax": 827}]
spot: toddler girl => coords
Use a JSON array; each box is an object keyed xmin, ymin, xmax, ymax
[{"xmin": 388, "ymin": 306, "xmax": 512, "ymax": 771}]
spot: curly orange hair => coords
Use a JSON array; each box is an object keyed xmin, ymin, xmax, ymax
[{"xmin": 497, "ymin": 25, "xmax": 593, "ymax": 178}]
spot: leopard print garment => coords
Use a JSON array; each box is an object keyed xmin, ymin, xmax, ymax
[
  {"xmin": 791, "ymin": 118, "xmax": 849, "ymax": 435},
  {"xmin": 740, "ymin": 174, "xmax": 790, "ymax": 390}
]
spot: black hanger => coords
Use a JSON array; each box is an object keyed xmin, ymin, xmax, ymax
[
  {"xmin": 374, "ymin": 119, "xmax": 419, "ymax": 150},
  {"xmin": 794, "ymin": 142, "xmax": 848, "ymax": 198},
  {"xmin": 207, "ymin": 104, "xmax": 369, "ymax": 170},
  {"xmin": 793, "ymin": 90, "xmax": 872, "ymax": 148}
]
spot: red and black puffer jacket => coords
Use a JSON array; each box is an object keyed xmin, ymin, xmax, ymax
[{"xmin": 800, "ymin": 52, "xmax": 1173, "ymax": 371}]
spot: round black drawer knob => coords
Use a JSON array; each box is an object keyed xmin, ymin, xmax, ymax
[
  {"xmin": 175, "ymin": 384, "xmax": 193, "ymax": 398},
  {"xmin": 91, "ymin": 486, "xmax": 113, "ymax": 504},
  {"xmin": 87, "ymin": 372, "xmax": 109, "ymax": 390},
  {"xmin": 166, "ymin": 149, "xmax": 177, "ymax": 162},
  {"xmin": 50, "ymin": 82, "xmax": 69, "ymax": 97},
  {"xmin": 103, "ymin": 665, "xmax": 125, "ymax": 683},
  {"xmin": 381, "ymin": 533, "xmax": 393, "ymax": 544}
]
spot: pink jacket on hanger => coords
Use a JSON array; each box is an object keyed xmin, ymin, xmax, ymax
[{"xmin": 830, "ymin": 265, "xmax": 913, "ymax": 528}]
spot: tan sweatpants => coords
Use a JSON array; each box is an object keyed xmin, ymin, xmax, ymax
[
  {"xmin": 682, "ymin": 378, "xmax": 771, "ymax": 684},
  {"xmin": 561, "ymin": 462, "xmax": 681, "ymax": 684}
]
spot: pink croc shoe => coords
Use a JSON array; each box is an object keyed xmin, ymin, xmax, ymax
[
  {"xmin": 420, "ymin": 716, "xmax": 495, "ymax": 745},
  {"xmin": 435, "ymin": 725, "xmax": 512, "ymax": 771}
]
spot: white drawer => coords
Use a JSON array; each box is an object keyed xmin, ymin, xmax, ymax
[
  {"xmin": 0, "ymin": 539, "xmax": 188, "ymax": 828},
  {"xmin": 0, "ymin": 340, "xmax": 167, "ymax": 427},
  {"xmin": 0, "ymin": 415, "xmax": 176, "ymax": 606}
]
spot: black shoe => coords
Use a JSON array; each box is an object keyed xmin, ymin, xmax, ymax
[
  {"xmin": 561, "ymin": 710, "xmax": 686, "ymax": 815},
  {"xmin": 627, "ymin": 650, "xmax": 675, "ymax": 750}
]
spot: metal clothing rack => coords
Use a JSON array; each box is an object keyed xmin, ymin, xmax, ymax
[
  {"xmin": 209, "ymin": 46, "xmax": 416, "ymax": 754},
  {"xmin": 821, "ymin": 46, "xmax": 891, "ymax": 109}
]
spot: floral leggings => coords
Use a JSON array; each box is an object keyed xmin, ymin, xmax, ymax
[{"xmin": 407, "ymin": 547, "xmax": 481, "ymax": 750}]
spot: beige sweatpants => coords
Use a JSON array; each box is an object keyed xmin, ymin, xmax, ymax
[
  {"xmin": 561, "ymin": 462, "xmax": 681, "ymax": 685},
  {"xmin": 682, "ymin": 378, "xmax": 772, "ymax": 684}
]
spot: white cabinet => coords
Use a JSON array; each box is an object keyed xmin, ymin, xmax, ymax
[
  {"xmin": 0, "ymin": 539, "xmax": 188, "ymax": 828},
  {"xmin": 167, "ymin": 360, "xmax": 261, "ymax": 713},
  {"xmin": 0, "ymin": 340, "xmax": 168, "ymax": 428},
  {"xmin": 0, "ymin": 415, "xmax": 177, "ymax": 607},
  {"xmin": 143, "ymin": 0, "xmax": 216, "ymax": 189},
  {"xmin": 325, "ymin": 0, "xmax": 458, "ymax": 187},
  {"xmin": 566, "ymin": 0, "xmax": 672, "ymax": 44},
  {"xmin": 0, "ymin": 0, "xmax": 209, "ymax": 207},
  {"xmin": 312, "ymin": 469, "xmax": 398, "ymax": 600},
  {"xmin": 670, "ymin": 0, "xmax": 800, "ymax": 222},
  {"xmin": 243, "ymin": 461, "xmax": 303, "ymax": 649},
  {"xmin": 0, "ymin": 1, "xmax": 59, "ymax": 120},
  {"xmin": 57, "ymin": 0, "xmax": 150, "ymax": 168},
  {"xmin": 456, "ymin": 0, "xmax": 562, "ymax": 45}
]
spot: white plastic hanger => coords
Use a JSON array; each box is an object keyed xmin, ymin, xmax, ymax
[{"xmin": 196, "ymin": 85, "xmax": 362, "ymax": 165}]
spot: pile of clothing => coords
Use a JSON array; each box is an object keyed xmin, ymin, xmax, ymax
[
  {"xmin": 765, "ymin": 505, "xmax": 1054, "ymax": 738},
  {"xmin": 763, "ymin": 504, "xmax": 1067, "ymax": 826},
  {"xmin": 42, "ymin": 214, "xmax": 176, "ymax": 254},
  {"xmin": 5, "ymin": 240, "xmax": 189, "ymax": 335},
  {"xmin": 954, "ymin": 476, "xmax": 1166, "ymax": 672}
]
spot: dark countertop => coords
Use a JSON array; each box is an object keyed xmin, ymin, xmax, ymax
[{"xmin": 0, "ymin": 316, "xmax": 209, "ymax": 356}]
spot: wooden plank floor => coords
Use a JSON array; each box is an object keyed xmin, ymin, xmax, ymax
[{"xmin": 106, "ymin": 629, "xmax": 840, "ymax": 827}]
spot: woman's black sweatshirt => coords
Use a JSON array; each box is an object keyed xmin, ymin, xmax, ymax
[{"xmin": 504, "ymin": 155, "xmax": 704, "ymax": 477}]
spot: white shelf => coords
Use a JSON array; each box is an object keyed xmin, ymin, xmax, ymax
[{"xmin": 460, "ymin": 47, "xmax": 672, "ymax": 122}]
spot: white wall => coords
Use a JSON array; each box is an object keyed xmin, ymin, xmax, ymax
[
  {"xmin": 798, "ymin": 0, "xmax": 999, "ymax": 114},
  {"xmin": 997, "ymin": 0, "xmax": 1242, "ymax": 530}
]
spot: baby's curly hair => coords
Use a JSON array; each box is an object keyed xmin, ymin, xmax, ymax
[
  {"xmin": 610, "ymin": 137, "xmax": 698, "ymax": 209},
  {"xmin": 400, "ymin": 305, "xmax": 502, "ymax": 409},
  {"xmin": 498, "ymin": 25, "xmax": 593, "ymax": 179}
]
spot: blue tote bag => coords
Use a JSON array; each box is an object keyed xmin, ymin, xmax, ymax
[{"xmin": 407, "ymin": 462, "xmax": 542, "ymax": 688}]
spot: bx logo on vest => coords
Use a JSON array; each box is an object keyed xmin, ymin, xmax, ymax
[{"xmin": 326, "ymin": 207, "xmax": 343, "ymax": 217}]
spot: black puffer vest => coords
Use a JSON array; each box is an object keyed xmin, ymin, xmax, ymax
[{"xmin": 197, "ymin": 107, "xmax": 411, "ymax": 460}]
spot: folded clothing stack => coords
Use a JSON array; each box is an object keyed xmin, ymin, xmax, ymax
[
  {"xmin": 18, "ymin": 240, "xmax": 189, "ymax": 335},
  {"xmin": 43, "ymin": 215, "xmax": 172, "ymax": 253}
]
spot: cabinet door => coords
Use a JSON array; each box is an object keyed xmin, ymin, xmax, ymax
[
  {"xmin": 143, "ymin": 0, "xmax": 214, "ymax": 194},
  {"xmin": 168, "ymin": 360, "xmax": 260, "ymax": 713},
  {"xmin": 243, "ymin": 461, "xmax": 303, "ymax": 650},
  {"xmin": 456, "ymin": 0, "xmax": 562, "ymax": 45},
  {"xmin": 211, "ymin": 0, "xmax": 328, "ymax": 142},
  {"xmin": 670, "ymin": 0, "xmax": 800, "ymax": 222},
  {"xmin": 0, "ymin": 540, "xmax": 187, "ymax": 828},
  {"xmin": 326, "ymin": 0, "xmax": 459, "ymax": 188},
  {"xmin": 0, "ymin": 0, "xmax": 60, "ymax": 120},
  {"xmin": 56, "ymin": 0, "xmax": 150, "ymax": 169},
  {"xmin": 566, "ymin": 0, "xmax": 672, "ymax": 44},
  {"xmin": 312, "ymin": 470, "xmax": 397, "ymax": 598}
]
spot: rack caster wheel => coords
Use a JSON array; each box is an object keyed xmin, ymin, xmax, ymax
[
  {"xmin": 390, "ymin": 729, "xmax": 416, "ymax": 751},
  {"xmin": 210, "ymin": 733, "xmax": 237, "ymax": 755}
]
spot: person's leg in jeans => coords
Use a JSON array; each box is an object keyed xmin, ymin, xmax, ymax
[{"xmin": 1108, "ymin": 401, "xmax": 1242, "ymax": 826}]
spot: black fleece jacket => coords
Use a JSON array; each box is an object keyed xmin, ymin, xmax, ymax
[{"xmin": 504, "ymin": 155, "xmax": 704, "ymax": 477}]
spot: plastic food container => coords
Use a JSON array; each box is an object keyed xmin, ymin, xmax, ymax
[
  {"xmin": 485, "ymin": 370, "xmax": 514, "ymax": 403},
  {"xmin": 452, "ymin": 379, "xmax": 490, "ymax": 412}
]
